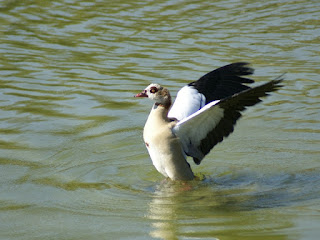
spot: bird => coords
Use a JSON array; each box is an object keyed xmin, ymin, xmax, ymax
[{"xmin": 134, "ymin": 62, "xmax": 283, "ymax": 181}]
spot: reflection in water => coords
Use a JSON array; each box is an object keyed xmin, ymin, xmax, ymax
[
  {"xmin": 148, "ymin": 169, "xmax": 320, "ymax": 239},
  {"xmin": 148, "ymin": 181, "xmax": 190, "ymax": 240}
]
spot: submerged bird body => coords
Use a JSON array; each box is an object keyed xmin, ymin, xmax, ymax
[{"xmin": 135, "ymin": 63, "xmax": 283, "ymax": 181}]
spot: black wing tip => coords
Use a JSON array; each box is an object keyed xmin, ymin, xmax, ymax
[
  {"xmin": 193, "ymin": 158, "xmax": 201, "ymax": 165},
  {"xmin": 220, "ymin": 62, "xmax": 254, "ymax": 76},
  {"xmin": 190, "ymin": 63, "xmax": 284, "ymax": 104},
  {"xmin": 268, "ymin": 74, "xmax": 285, "ymax": 91},
  {"xmin": 191, "ymin": 62, "xmax": 256, "ymax": 87},
  {"xmin": 272, "ymin": 73, "xmax": 285, "ymax": 84}
]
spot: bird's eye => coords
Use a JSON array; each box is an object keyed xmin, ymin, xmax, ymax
[{"xmin": 150, "ymin": 87, "xmax": 158, "ymax": 93}]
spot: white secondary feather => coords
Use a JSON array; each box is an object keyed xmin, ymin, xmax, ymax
[
  {"xmin": 168, "ymin": 86, "xmax": 206, "ymax": 121},
  {"xmin": 172, "ymin": 100, "xmax": 224, "ymax": 158}
]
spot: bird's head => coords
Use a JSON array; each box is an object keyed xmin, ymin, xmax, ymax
[{"xmin": 135, "ymin": 83, "xmax": 171, "ymax": 108}]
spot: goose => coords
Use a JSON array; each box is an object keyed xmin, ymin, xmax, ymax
[{"xmin": 135, "ymin": 62, "xmax": 283, "ymax": 181}]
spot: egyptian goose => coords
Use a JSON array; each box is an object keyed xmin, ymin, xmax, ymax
[{"xmin": 135, "ymin": 62, "xmax": 283, "ymax": 181}]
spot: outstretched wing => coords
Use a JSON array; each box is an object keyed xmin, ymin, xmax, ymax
[
  {"xmin": 189, "ymin": 62, "xmax": 254, "ymax": 103},
  {"xmin": 168, "ymin": 62, "xmax": 255, "ymax": 121},
  {"xmin": 172, "ymin": 78, "xmax": 283, "ymax": 165}
]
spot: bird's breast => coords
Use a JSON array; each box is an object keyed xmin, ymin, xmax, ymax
[{"xmin": 143, "ymin": 124, "xmax": 194, "ymax": 180}]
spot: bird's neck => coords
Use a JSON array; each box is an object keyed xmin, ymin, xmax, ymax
[
  {"xmin": 155, "ymin": 90, "xmax": 172, "ymax": 109},
  {"xmin": 151, "ymin": 103, "xmax": 171, "ymax": 123}
]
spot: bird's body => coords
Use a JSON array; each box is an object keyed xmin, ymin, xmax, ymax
[
  {"xmin": 143, "ymin": 103, "xmax": 194, "ymax": 180},
  {"xmin": 135, "ymin": 62, "xmax": 283, "ymax": 181}
]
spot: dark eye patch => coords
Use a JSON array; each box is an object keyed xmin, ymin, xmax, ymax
[{"xmin": 150, "ymin": 87, "xmax": 158, "ymax": 93}]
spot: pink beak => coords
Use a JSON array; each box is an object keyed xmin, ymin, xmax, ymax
[{"xmin": 134, "ymin": 91, "xmax": 148, "ymax": 98}]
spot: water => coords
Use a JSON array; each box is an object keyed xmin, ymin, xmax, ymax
[{"xmin": 0, "ymin": 0, "xmax": 319, "ymax": 239}]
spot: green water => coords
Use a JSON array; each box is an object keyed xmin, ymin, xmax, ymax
[{"xmin": 0, "ymin": 0, "xmax": 319, "ymax": 239}]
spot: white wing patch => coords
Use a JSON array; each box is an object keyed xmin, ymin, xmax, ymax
[
  {"xmin": 172, "ymin": 100, "xmax": 224, "ymax": 158},
  {"xmin": 168, "ymin": 86, "xmax": 206, "ymax": 121}
]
